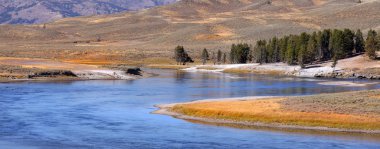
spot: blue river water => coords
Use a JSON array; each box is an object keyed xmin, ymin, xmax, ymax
[{"xmin": 1, "ymin": 69, "xmax": 380, "ymax": 149}]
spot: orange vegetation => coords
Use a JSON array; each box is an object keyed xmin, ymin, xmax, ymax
[{"xmin": 171, "ymin": 98, "xmax": 380, "ymax": 130}]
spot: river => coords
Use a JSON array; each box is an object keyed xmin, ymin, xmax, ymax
[{"xmin": 1, "ymin": 69, "xmax": 380, "ymax": 149}]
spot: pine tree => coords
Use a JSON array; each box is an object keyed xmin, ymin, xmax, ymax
[
  {"xmin": 298, "ymin": 44, "xmax": 307, "ymax": 68},
  {"xmin": 296, "ymin": 33, "xmax": 310, "ymax": 64},
  {"xmin": 230, "ymin": 44, "xmax": 237, "ymax": 64},
  {"xmin": 330, "ymin": 29, "xmax": 344, "ymax": 59},
  {"xmin": 237, "ymin": 43, "xmax": 251, "ymax": 63},
  {"xmin": 366, "ymin": 30, "xmax": 378, "ymax": 60},
  {"xmin": 321, "ymin": 29, "xmax": 331, "ymax": 60},
  {"xmin": 354, "ymin": 29, "xmax": 365, "ymax": 54},
  {"xmin": 299, "ymin": 32, "xmax": 310, "ymax": 46},
  {"xmin": 201, "ymin": 48, "xmax": 209, "ymax": 65},
  {"xmin": 332, "ymin": 54, "xmax": 338, "ymax": 68},
  {"xmin": 377, "ymin": 34, "xmax": 380, "ymax": 49},
  {"xmin": 306, "ymin": 32, "xmax": 318, "ymax": 64},
  {"xmin": 271, "ymin": 37, "xmax": 280, "ymax": 62},
  {"xmin": 342, "ymin": 29, "xmax": 354, "ymax": 57},
  {"xmin": 230, "ymin": 43, "xmax": 251, "ymax": 64},
  {"xmin": 253, "ymin": 40, "xmax": 267, "ymax": 64},
  {"xmin": 212, "ymin": 52, "xmax": 216, "ymax": 65},
  {"xmin": 217, "ymin": 50, "xmax": 222, "ymax": 64},
  {"xmin": 223, "ymin": 53, "xmax": 227, "ymax": 64},
  {"xmin": 248, "ymin": 48, "xmax": 254, "ymax": 63},
  {"xmin": 286, "ymin": 36, "xmax": 297, "ymax": 65},
  {"xmin": 315, "ymin": 31, "xmax": 323, "ymax": 61},
  {"xmin": 174, "ymin": 46, "xmax": 193, "ymax": 65},
  {"xmin": 174, "ymin": 46, "xmax": 185, "ymax": 65},
  {"xmin": 279, "ymin": 36, "xmax": 289, "ymax": 62}
]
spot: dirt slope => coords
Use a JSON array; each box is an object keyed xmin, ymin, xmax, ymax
[{"xmin": 0, "ymin": 0, "xmax": 379, "ymax": 63}]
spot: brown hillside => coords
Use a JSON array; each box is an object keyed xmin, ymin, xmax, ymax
[{"xmin": 0, "ymin": 0, "xmax": 379, "ymax": 64}]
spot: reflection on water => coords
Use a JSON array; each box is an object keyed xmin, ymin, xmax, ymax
[
  {"xmin": 186, "ymin": 119, "xmax": 380, "ymax": 143},
  {"xmin": 0, "ymin": 69, "xmax": 380, "ymax": 149}
]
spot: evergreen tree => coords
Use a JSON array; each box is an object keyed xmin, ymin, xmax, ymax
[
  {"xmin": 230, "ymin": 44, "xmax": 238, "ymax": 64},
  {"xmin": 217, "ymin": 50, "xmax": 222, "ymax": 64},
  {"xmin": 174, "ymin": 46, "xmax": 193, "ymax": 65},
  {"xmin": 320, "ymin": 29, "xmax": 331, "ymax": 60},
  {"xmin": 306, "ymin": 32, "xmax": 318, "ymax": 64},
  {"xmin": 296, "ymin": 32, "xmax": 310, "ymax": 65},
  {"xmin": 271, "ymin": 37, "xmax": 280, "ymax": 62},
  {"xmin": 248, "ymin": 48, "xmax": 254, "ymax": 63},
  {"xmin": 332, "ymin": 54, "xmax": 338, "ymax": 68},
  {"xmin": 267, "ymin": 39, "xmax": 273, "ymax": 63},
  {"xmin": 223, "ymin": 53, "xmax": 227, "ymax": 64},
  {"xmin": 354, "ymin": 29, "xmax": 365, "ymax": 53},
  {"xmin": 286, "ymin": 36, "xmax": 298, "ymax": 65},
  {"xmin": 253, "ymin": 40, "xmax": 267, "ymax": 64},
  {"xmin": 279, "ymin": 36, "xmax": 289, "ymax": 62},
  {"xmin": 239, "ymin": 43, "xmax": 251, "ymax": 63},
  {"xmin": 377, "ymin": 33, "xmax": 380, "ymax": 49},
  {"xmin": 330, "ymin": 29, "xmax": 344, "ymax": 59},
  {"xmin": 212, "ymin": 52, "xmax": 216, "ymax": 65},
  {"xmin": 174, "ymin": 45, "xmax": 185, "ymax": 65},
  {"xmin": 239, "ymin": 28, "xmax": 370, "ymax": 66},
  {"xmin": 315, "ymin": 31, "xmax": 323, "ymax": 61},
  {"xmin": 201, "ymin": 48, "xmax": 209, "ymax": 65},
  {"xmin": 299, "ymin": 32, "xmax": 310, "ymax": 46},
  {"xmin": 342, "ymin": 29, "xmax": 354, "ymax": 57},
  {"xmin": 366, "ymin": 30, "xmax": 378, "ymax": 60},
  {"xmin": 298, "ymin": 44, "xmax": 307, "ymax": 68},
  {"xmin": 230, "ymin": 43, "xmax": 250, "ymax": 64}
]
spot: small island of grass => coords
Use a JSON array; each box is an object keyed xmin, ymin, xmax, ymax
[{"xmin": 155, "ymin": 90, "xmax": 380, "ymax": 133}]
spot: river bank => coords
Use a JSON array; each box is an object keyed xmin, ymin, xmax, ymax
[
  {"xmin": 154, "ymin": 90, "xmax": 380, "ymax": 133},
  {"xmin": 181, "ymin": 54, "xmax": 380, "ymax": 79},
  {"xmin": 0, "ymin": 57, "xmax": 151, "ymax": 82}
]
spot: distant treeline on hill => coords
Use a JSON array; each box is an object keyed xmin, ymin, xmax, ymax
[{"xmin": 174, "ymin": 29, "xmax": 380, "ymax": 67}]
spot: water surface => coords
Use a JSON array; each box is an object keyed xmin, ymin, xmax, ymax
[{"xmin": 1, "ymin": 69, "xmax": 380, "ymax": 149}]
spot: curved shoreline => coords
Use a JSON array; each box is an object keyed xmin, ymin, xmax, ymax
[{"xmin": 153, "ymin": 96, "xmax": 380, "ymax": 134}]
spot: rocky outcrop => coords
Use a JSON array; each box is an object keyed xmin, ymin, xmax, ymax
[{"xmin": 28, "ymin": 70, "xmax": 77, "ymax": 78}]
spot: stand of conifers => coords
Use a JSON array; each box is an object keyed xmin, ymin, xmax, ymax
[{"xmin": 174, "ymin": 29, "xmax": 380, "ymax": 67}]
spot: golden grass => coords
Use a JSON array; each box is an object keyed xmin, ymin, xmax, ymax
[
  {"xmin": 64, "ymin": 59, "xmax": 119, "ymax": 65},
  {"xmin": 197, "ymin": 66, "xmax": 220, "ymax": 70},
  {"xmin": 171, "ymin": 98, "xmax": 380, "ymax": 130},
  {"xmin": 146, "ymin": 64, "xmax": 190, "ymax": 70},
  {"xmin": 0, "ymin": 73, "xmax": 25, "ymax": 79},
  {"xmin": 142, "ymin": 57, "xmax": 174, "ymax": 64},
  {"xmin": 223, "ymin": 68, "xmax": 284, "ymax": 75},
  {"xmin": 223, "ymin": 68, "xmax": 252, "ymax": 74},
  {"xmin": 251, "ymin": 70, "xmax": 284, "ymax": 75}
]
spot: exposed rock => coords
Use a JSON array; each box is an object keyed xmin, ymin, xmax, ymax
[
  {"xmin": 127, "ymin": 67, "xmax": 142, "ymax": 76},
  {"xmin": 28, "ymin": 70, "xmax": 77, "ymax": 78}
]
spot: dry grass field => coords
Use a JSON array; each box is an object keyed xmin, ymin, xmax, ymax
[
  {"xmin": 170, "ymin": 90, "xmax": 380, "ymax": 131},
  {"xmin": 0, "ymin": 0, "xmax": 379, "ymax": 67}
]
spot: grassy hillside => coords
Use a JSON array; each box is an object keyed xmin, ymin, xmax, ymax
[{"xmin": 0, "ymin": 0, "xmax": 379, "ymax": 64}]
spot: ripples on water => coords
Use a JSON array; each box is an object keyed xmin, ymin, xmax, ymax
[{"xmin": 0, "ymin": 69, "xmax": 380, "ymax": 149}]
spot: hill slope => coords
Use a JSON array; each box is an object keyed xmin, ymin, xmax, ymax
[
  {"xmin": 0, "ymin": 0, "xmax": 379, "ymax": 63},
  {"xmin": 0, "ymin": 0, "xmax": 177, "ymax": 24}
]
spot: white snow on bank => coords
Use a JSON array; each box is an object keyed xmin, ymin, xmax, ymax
[
  {"xmin": 183, "ymin": 64, "xmax": 259, "ymax": 73},
  {"xmin": 183, "ymin": 63, "xmax": 344, "ymax": 78},
  {"xmin": 297, "ymin": 66, "xmax": 341, "ymax": 77},
  {"xmin": 72, "ymin": 69, "xmax": 135, "ymax": 80},
  {"xmin": 253, "ymin": 63, "xmax": 300, "ymax": 72}
]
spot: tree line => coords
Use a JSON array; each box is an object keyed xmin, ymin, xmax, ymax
[{"xmin": 174, "ymin": 29, "xmax": 380, "ymax": 67}]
